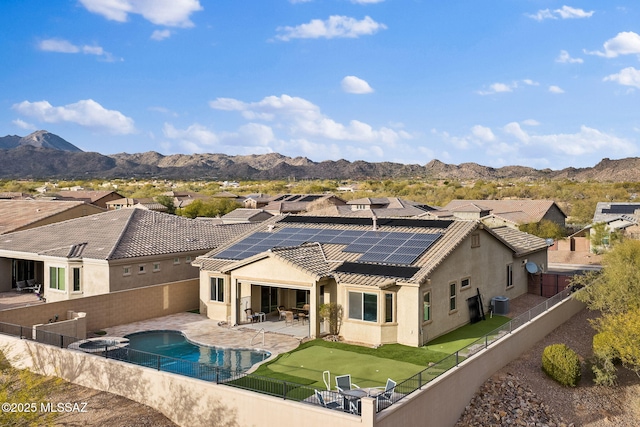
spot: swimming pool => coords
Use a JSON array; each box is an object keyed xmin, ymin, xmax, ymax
[{"xmin": 110, "ymin": 330, "xmax": 271, "ymax": 381}]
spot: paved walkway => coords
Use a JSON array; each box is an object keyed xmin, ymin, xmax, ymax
[{"xmin": 102, "ymin": 312, "xmax": 303, "ymax": 357}]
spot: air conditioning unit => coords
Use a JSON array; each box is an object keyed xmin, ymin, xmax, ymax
[{"xmin": 491, "ymin": 296, "xmax": 510, "ymax": 315}]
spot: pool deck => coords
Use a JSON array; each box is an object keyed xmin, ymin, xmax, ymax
[{"xmin": 101, "ymin": 312, "xmax": 304, "ymax": 356}]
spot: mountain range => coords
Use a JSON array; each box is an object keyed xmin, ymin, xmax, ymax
[{"xmin": 2, "ymin": 131, "xmax": 640, "ymax": 182}]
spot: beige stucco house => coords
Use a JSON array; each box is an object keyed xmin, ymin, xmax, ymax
[
  {"xmin": 0, "ymin": 209, "xmax": 257, "ymax": 302},
  {"xmin": 193, "ymin": 215, "xmax": 548, "ymax": 347}
]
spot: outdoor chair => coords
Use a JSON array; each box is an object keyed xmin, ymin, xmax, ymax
[
  {"xmin": 335, "ymin": 374, "xmax": 359, "ymax": 393},
  {"xmin": 284, "ymin": 311, "xmax": 298, "ymax": 326},
  {"xmin": 314, "ymin": 389, "xmax": 342, "ymax": 410},
  {"xmin": 372, "ymin": 378, "xmax": 396, "ymax": 411},
  {"xmin": 245, "ymin": 308, "xmax": 259, "ymax": 323},
  {"xmin": 15, "ymin": 280, "xmax": 28, "ymax": 292}
]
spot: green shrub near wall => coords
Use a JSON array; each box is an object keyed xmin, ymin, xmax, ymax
[{"xmin": 541, "ymin": 343, "xmax": 581, "ymax": 387}]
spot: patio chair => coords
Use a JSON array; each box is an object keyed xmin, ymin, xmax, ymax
[
  {"xmin": 335, "ymin": 374, "xmax": 359, "ymax": 393},
  {"xmin": 15, "ymin": 280, "xmax": 27, "ymax": 292},
  {"xmin": 314, "ymin": 389, "xmax": 342, "ymax": 410},
  {"xmin": 372, "ymin": 378, "xmax": 396, "ymax": 411},
  {"xmin": 284, "ymin": 311, "xmax": 298, "ymax": 326},
  {"xmin": 245, "ymin": 308, "xmax": 259, "ymax": 323}
]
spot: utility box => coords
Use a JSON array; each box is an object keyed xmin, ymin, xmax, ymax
[{"xmin": 491, "ymin": 296, "xmax": 510, "ymax": 315}]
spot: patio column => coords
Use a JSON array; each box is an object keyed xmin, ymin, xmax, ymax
[
  {"xmin": 230, "ymin": 278, "xmax": 238, "ymax": 326},
  {"xmin": 310, "ymin": 281, "xmax": 318, "ymax": 339}
]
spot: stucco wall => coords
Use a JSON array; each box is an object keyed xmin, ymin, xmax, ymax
[
  {"xmin": 0, "ymin": 279, "xmax": 198, "ymax": 332},
  {"xmin": 108, "ymin": 254, "xmax": 201, "ymax": 293},
  {"xmin": 0, "ymin": 335, "xmax": 372, "ymax": 427}
]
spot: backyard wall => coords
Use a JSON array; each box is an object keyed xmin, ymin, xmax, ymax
[
  {"xmin": 0, "ymin": 335, "xmax": 372, "ymax": 427},
  {"xmin": 0, "ymin": 279, "xmax": 198, "ymax": 333},
  {"xmin": 0, "ymin": 293, "xmax": 585, "ymax": 427}
]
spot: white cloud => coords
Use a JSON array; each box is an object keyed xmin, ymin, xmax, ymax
[
  {"xmin": 471, "ymin": 125, "xmax": 495, "ymax": 142},
  {"xmin": 555, "ymin": 6, "xmax": 594, "ymax": 19},
  {"xmin": 522, "ymin": 79, "xmax": 539, "ymax": 86},
  {"xmin": 556, "ymin": 50, "xmax": 583, "ymax": 64},
  {"xmin": 503, "ymin": 122, "xmax": 530, "ymax": 143},
  {"xmin": 527, "ymin": 6, "xmax": 593, "ymax": 21},
  {"xmin": 341, "ymin": 76, "xmax": 374, "ymax": 94},
  {"xmin": 151, "ymin": 29, "xmax": 172, "ymax": 41},
  {"xmin": 521, "ymin": 119, "xmax": 540, "ymax": 126},
  {"xmin": 79, "ymin": 0, "xmax": 202, "ymax": 27},
  {"xmin": 586, "ymin": 31, "xmax": 640, "ymax": 58},
  {"xmin": 530, "ymin": 126, "xmax": 634, "ymax": 156},
  {"xmin": 38, "ymin": 38, "xmax": 117, "ymax": 61},
  {"xmin": 210, "ymin": 94, "xmax": 408, "ymax": 145},
  {"xmin": 275, "ymin": 15, "xmax": 387, "ymax": 41},
  {"xmin": 12, "ymin": 99, "xmax": 135, "ymax": 134},
  {"xmin": 604, "ymin": 67, "xmax": 640, "ymax": 89},
  {"xmin": 476, "ymin": 82, "xmax": 516, "ymax": 95},
  {"xmin": 549, "ymin": 85, "xmax": 565, "ymax": 94},
  {"xmin": 12, "ymin": 118, "xmax": 36, "ymax": 130}
]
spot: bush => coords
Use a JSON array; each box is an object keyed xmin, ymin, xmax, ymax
[
  {"xmin": 591, "ymin": 332, "xmax": 617, "ymax": 386},
  {"xmin": 541, "ymin": 344, "xmax": 581, "ymax": 387}
]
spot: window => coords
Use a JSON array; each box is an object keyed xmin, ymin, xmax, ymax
[
  {"xmin": 138, "ymin": 264, "xmax": 146, "ymax": 274},
  {"xmin": 348, "ymin": 291, "xmax": 378, "ymax": 322},
  {"xmin": 506, "ymin": 264, "xmax": 513, "ymax": 288},
  {"xmin": 423, "ymin": 292, "xmax": 431, "ymax": 322},
  {"xmin": 185, "ymin": 256, "xmax": 192, "ymax": 262},
  {"xmin": 461, "ymin": 278, "xmax": 470, "ymax": 289},
  {"xmin": 49, "ymin": 267, "xmax": 65, "ymax": 290},
  {"xmin": 384, "ymin": 293, "xmax": 394, "ymax": 323},
  {"xmin": 72, "ymin": 267, "xmax": 81, "ymax": 292},
  {"xmin": 173, "ymin": 257, "xmax": 180, "ymax": 265},
  {"xmin": 449, "ymin": 283, "xmax": 457, "ymax": 311},
  {"xmin": 210, "ymin": 277, "xmax": 224, "ymax": 302},
  {"xmin": 153, "ymin": 262, "xmax": 161, "ymax": 272},
  {"xmin": 296, "ymin": 290, "xmax": 308, "ymax": 307},
  {"xmin": 471, "ymin": 233, "xmax": 480, "ymax": 248},
  {"xmin": 123, "ymin": 266, "xmax": 131, "ymax": 276}
]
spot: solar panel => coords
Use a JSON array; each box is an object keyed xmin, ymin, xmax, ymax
[
  {"xmin": 384, "ymin": 254, "xmax": 418, "ymax": 264},
  {"xmin": 335, "ymin": 262, "xmax": 420, "ymax": 279},
  {"xmin": 357, "ymin": 252, "xmax": 390, "ymax": 262},
  {"xmin": 602, "ymin": 204, "xmax": 640, "ymax": 215}
]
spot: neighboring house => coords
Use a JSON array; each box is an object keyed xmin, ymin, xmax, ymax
[
  {"xmin": 0, "ymin": 200, "xmax": 104, "ymax": 235},
  {"xmin": 569, "ymin": 202, "xmax": 640, "ymax": 252},
  {"xmin": 53, "ymin": 190, "xmax": 125, "ymax": 209},
  {"xmin": 434, "ymin": 199, "xmax": 567, "ymax": 229},
  {"xmin": 243, "ymin": 194, "xmax": 346, "ymax": 214},
  {"xmin": 105, "ymin": 198, "xmax": 168, "ymax": 212},
  {"xmin": 220, "ymin": 209, "xmax": 273, "ymax": 224},
  {"xmin": 0, "ymin": 192, "xmax": 31, "ymax": 200},
  {"xmin": 309, "ymin": 197, "xmax": 437, "ymax": 218},
  {"xmin": 0, "ymin": 209, "xmax": 259, "ymax": 301},
  {"xmin": 193, "ymin": 215, "xmax": 548, "ymax": 347}
]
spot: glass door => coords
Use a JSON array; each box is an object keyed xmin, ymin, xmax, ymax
[{"xmin": 260, "ymin": 286, "xmax": 278, "ymax": 314}]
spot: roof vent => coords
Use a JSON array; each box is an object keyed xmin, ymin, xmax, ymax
[{"xmin": 372, "ymin": 211, "xmax": 378, "ymax": 231}]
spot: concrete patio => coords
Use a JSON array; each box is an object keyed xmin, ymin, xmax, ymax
[{"xmin": 0, "ymin": 290, "xmax": 44, "ymax": 311}]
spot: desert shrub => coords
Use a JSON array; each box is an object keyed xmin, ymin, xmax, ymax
[
  {"xmin": 591, "ymin": 332, "xmax": 618, "ymax": 386},
  {"xmin": 541, "ymin": 343, "xmax": 581, "ymax": 387}
]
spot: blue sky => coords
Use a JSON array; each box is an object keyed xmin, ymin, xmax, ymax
[{"xmin": 2, "ymin": 1, "xmax": 640, "ymax": 170}]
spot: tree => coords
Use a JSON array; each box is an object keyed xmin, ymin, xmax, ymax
[
  {"xmin": 319, "ymin": 302, "xmax": 343, "ymax": 336},
  {"xmin": 176, "ymin": 199, "xmax": 241, "ymax": 219},
  {"xmin": 519, "ymin": 220, "xmax": 565, "ymax": 239},
  {"xmin": 573, "ymin": 240, "xmax": 640, "ymax": 382},
  {"xmin": 155, "ymin": 195, "xmax": 176, "ymax": 214}
]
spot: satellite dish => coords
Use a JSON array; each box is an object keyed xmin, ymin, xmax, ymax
[
  {"xmin": 545, "ymin": 238, "xmax": 555, "ymax": 246},
  {"xmin": 525, "ymin": 262, "xmax": 539, "ymax": 274}
]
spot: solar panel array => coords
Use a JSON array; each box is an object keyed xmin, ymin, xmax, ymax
[
  {"xmin": 215, "ymin": 227, "xmax": 442, "ymax": 265},
  {"xmin": 602, "ymin": 204, "xmax": 640, "ymax": 215}
]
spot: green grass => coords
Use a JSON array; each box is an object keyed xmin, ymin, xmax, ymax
[
  {"xmin": 424, "ymin": 315, "xmax": 510, "ymax": 356},
  {"xmin": 252, "ymin": 316, "xmax": 512, "ymax": 386}
]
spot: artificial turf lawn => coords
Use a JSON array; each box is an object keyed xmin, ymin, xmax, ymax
[
  {"xmin": 424, "ymin": 314, "xmax": 510, "ymax": 355},
  {"xmin": 252, "ymin": 315, "xmax": 511, "ymax": 386}
]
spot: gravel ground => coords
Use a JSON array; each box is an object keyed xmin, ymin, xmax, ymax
[{"xmin": 456, "ymin": 300, "xmax": 640, "ymax": 427}]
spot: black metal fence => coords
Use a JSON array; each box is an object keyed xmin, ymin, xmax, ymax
[{"xmin": 0, "ymin": 288, "xmax": 573, "ymax": 415}]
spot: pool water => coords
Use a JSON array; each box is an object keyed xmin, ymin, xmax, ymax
[{"xmin": 122, "ymin": 330, "xmax": 270, "ymax": 377}]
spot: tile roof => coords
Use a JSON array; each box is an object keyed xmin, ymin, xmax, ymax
[
  {"xmin": 54, "ymin": 190, "xmax": 122, "ymax": 203},
  {"xmin": 197, "ymin": 215, "xmax": 550, "ymax": 287},
  {"xmin": 442, "ymin": 199, "xmax": 566, "ymax": 223},
  {"xmin": 593, "ymin": 202, "xmax": 640, "ymax": 223},
  {"xmin": 0, "ymin": 199, "xmax": 104, "ymax": 235},
  {"xmin": 221, "ymin": 208, "xmax": 273, "ymax": 220},
  {"xmin": 0, "ymin": 208, "xmax": 258, "ymax": 260}
]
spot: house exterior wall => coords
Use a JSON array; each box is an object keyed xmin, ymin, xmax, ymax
[
  {"xmin": 107, "ymin": 253, "xmax": 201, "ymax": 293},
  {"xmin": 44, "ymin": 258, "xmax": 110, "ymax": 303},
  {"xmin": 542, "ymin": 205, "xmax": 567, "ymax": 227}
]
